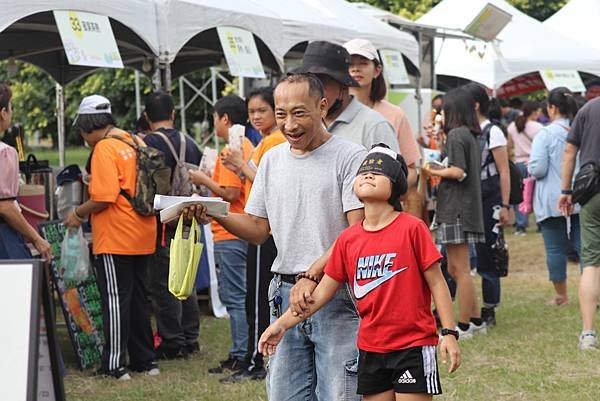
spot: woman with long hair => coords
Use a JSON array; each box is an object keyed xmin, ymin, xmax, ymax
[
  {"xmin": 423, "ymin": 88, "xmax": 486, "ymax": 339},
  {"xmin": 528, "ymin": 87, "xmax": 581, "ymax": 306},
  {"xmin": 508, "ymin": 101, "xmax": 543, "ymax": 235},
  {"xmin": 220, "ymin": 87, "xmax": 286, "ymax": 382},
  {"xmin": 344, "ymin": 39, "xmax": 420, "ymax": 187}
]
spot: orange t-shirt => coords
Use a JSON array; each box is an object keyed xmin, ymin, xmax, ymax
[
  {"xmin": 211, "ymin": 137, "xmax": 254, "ymax": 242},
  {"xmin": 88, "ymin": 129, "xmax": 157, "ymax": 255},
  {"xmin": 244, "ymin": 129, "xmax": 287, "ymax": 197}
]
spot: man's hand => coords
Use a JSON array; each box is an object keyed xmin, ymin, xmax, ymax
[
  {"xmin": 258, "ymin": 321, "xmax": 287, "ymax": 356},
  {"xmin": 63, "ymin": 211, "xmax": 82, "ymax": 229},
  {"xmin": 440, "ymin": 335, "xmax": 461, "ymax": 373},
  {"xmin": 221, "ymin": 149, "xmax": 244, "ymax": 173},
  {"xmin": 33, "ymin": 236, "xmax": 52, "ymax": 263},
  {"xmin": 498, "ymin": 207, "xmax": 509, "ymax": 227},
  {"xmin": 189, "ymin": 169, "xmax": 211, "ymax": 186},
  {"xmin": 558, "ymin": 194, "xmax": 574, "ymax": 217},
  {"xmin": 289, "ymin": 278, "xmax": 317, "ymax": 317},
  {"xmin": 182, "ymin": 204, "xmax": 211, "ymax": 225}
]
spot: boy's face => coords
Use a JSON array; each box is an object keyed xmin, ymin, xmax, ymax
[
  {"xmin": 354, "ymin": 172, "xmax": 392, "ymax": 203},
  {"xmin": 213, "ymin": 112, "xmax": 230, "ymax": 139}
]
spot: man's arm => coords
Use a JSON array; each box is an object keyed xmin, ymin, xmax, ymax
[
  {"xmin": 289, "ymin": 208, "xmax": 364, "ymax": 316},
  {"xmin": 214, "ymin": 213, "xmax": 271, "ymax": 246},
  {"xmin": 558, "ymin": 143, "xmax": 579, "ymax": 216},
  {"xmin": 491, "ymin": 145, "xmax": 510, "ymax": 226},
  {"xmin": 189, "ymin": 170, "xmax": 241, "ymax": 203}
]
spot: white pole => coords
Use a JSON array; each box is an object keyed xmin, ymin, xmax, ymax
[
  {"xmin": 238, "ymin": 76, "xmax": 245, "ymax": 99},
  {"xmin": 134, "ymin": 70, "xmax": 141, "ymax": 118},
  {"xmin": 179, "ymin": 76, "xmax": 186, "ymax": 133},
  {"xmin": 55, "ymin": 83, "xmax": 65, "ymax": 167},
  {"xmin": 211, "ymin": 67, "xmax": 219, "ymax": 150}
]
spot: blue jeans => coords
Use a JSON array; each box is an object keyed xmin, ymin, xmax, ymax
[
  {"xmin": 267, "ymin": 276, "xmax": 360, "ymax": 401},
  {"xmin": 513, "ymin": 162, "xmax": 529, "ymax": 230},
  {"xmin": 540, "ymin": 215, "xmax": 581, "ymax": 282},
  {"xmin": 214, "ymin": 239, "xmax": 248, "ymax": 359}
]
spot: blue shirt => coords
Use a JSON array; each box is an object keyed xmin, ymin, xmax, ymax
[{"xmin": 528, "ymin": 118, "xmax": 580, "ymax": 222}]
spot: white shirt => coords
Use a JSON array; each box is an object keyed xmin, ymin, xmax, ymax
[{"xmin": 480, "ymin": 120, "xmax": 507, "ymax": 180}]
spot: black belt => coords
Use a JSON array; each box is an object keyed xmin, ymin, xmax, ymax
[{"xmin": 277, "ymin": 273, "xmax": 297, "ymax": 284}]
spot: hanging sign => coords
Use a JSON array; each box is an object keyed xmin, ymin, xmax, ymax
[
  {"xmin": 465, "ymin": 3, "xmax": 512, "ymax": 41},
  {"xmin": 53, "ymin": 10, "xmax": 123, "ymax": 68},
  {"xmin": 217, "ymin": 26, "xmax": 266, "ymax": 78},
  {"xmin": 539, "ymin": 70, "xmax": 586, "ymax": 93},
  {"xmin": 379, "ymin": 49, "xmax": 410, "ymax": 85}
]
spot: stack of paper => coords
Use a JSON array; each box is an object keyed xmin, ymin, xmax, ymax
[
  {"xmin": 154, "ymin": 195, "xmax": 230, "ymax": 223},
  {"xmin": 228, "ymin": 124, "xmax": 245, "ymax": 152}
]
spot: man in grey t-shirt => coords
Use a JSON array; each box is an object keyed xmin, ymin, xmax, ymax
[
  {"xmin": 212, "ymin": 74, "xmax": 366, "ymax": 400},
  {"xmin": 294, "ymin": 41, "xmax": 400, "ymax": 153}
]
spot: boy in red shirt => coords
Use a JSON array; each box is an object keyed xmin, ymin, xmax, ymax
[{"xmin": 259, "ymin": 144, "xmax": 460, "ymax": 400}]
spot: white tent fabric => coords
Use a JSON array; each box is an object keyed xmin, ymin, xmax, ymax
[
  {"xmin": 418, "ymin": 0, "xmax": 600, "ymax": 89},
  {"xmin": 544, "ymin": 0, "xmax": 600, "ymax": 52},
  {"xmin": 258, "ymin": 0, "xmax": 419, "ymax": 67},
  {"xmin": 1, "ymin": 0, "xmax": 160, "ymax": 54}
]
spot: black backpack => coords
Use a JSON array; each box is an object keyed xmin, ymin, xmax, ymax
[{"xmin": 480, "ymin": 122, "xmax": 523, "ymax": 204}]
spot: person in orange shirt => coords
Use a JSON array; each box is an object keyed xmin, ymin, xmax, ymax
[
  {"xmin": 64, "ymin": 95, "xmax": 158, "ymax": 381},
  {"xmin": 189, "ymin": 95, "xmax": 254, "ymax": 373},
  {"xmin": 219, "ymin": 87, "xmax": 286, "ymax": 383}
]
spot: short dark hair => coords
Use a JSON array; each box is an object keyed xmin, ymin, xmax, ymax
[
  {"xmin": 488, "ymin": 97, "xmax": 503, "ymax": 122},
  {"xmin": 509, "ymin": 97, "xmax": 523, "ymax": 110},
  {"xmin": 463, "ymin": 82, "xmax": 490, "ymax": 117},
  {"xmin": 547, "ymin": 87, "xmax": 579, "ymax": 121},
  {"xmin": 214, "ymin": 94, "xmax": 248, "ymax": 125},
  {"xmin": 443, "ymin": 87, "xmax": 480, "ymax": 135},
  {"xmin": 145, "ymin": 90, "xmax": 174, "ymax": 122},
  {"xmin": 0, "ymin": 84, "xmax": 12, "ymax": 110},
  {"xmin": 135, "ymin": 113, "xmax": 151, "ymax": 133},
  {"xmin": 369, "ymin": 60, "xmax": 387, "ymax": 103},
  {"xmin": 247, "ymin": 87, "xmax": 275, "ymax": 110},
  {"xmin": 74, "ymin": 113, "xmax": 117, "ymax": 134},
  {"xmin": 277, "ymin": 73, "xmax": 325, "ymax": 101}
]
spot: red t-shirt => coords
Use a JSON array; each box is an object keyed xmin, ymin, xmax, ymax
[{"xmin": 325, "ymin": 212, "xmax": 442, "ymax": 353}]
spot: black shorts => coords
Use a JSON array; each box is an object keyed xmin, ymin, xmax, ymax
[{"xmin": 357, "ymin": 346, "xmax": 442, "ymax": 396}]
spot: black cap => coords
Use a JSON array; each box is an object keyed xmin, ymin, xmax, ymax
[{"xmin": 292, "ymin": 41, "xmax": 360, "ymax": 88}]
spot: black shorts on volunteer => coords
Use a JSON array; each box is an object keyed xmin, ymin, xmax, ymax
[{"xmin": 357, "ymin": 346, "xmax": 442, "ymax": 396}]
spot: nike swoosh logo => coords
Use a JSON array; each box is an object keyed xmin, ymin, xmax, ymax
[{"xmin": 353, "ymin": 267, "xmax": 408, "ymax": 299}]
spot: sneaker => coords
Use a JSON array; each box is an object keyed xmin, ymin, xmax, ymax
[
  {"xmin": 456, "ymin": 324, "xmax": 474, "ymax": 340},
  {"xmin": 471, "ymin": 321, "xmax": 487, "ymax": 335},
  {"xmin": 185, "ymin": 342, "xmax": 200, "ymax": 355},
  {"xmin": 96, "ymin": 367, "xmax": 131, "ymax": 381},
  {"xmin": 514, "ymin": 228, "xmax": 526, "ymax": 236},
  {"xmin": 208, "ymin": 356, "xmax": 246, "ymax": 374},
  {"xmin": 156, "ymin": 342, "xmax": 189, "ymax": 360},
  {"xmin": 219, "ymin": 367, "xmax": 267, "ymax": 383},
  {"xmin": 578, "ymin": 331, "xmax": 599, "ymax": 350},
  {"xmin": 130, "ymin": 361, "xmax": 160, "ymax": 376}
]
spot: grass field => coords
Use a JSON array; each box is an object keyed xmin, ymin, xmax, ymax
[
  {"xmin": 61, "ymin": 227, "xmax": 600, "ymax": 401},
  {"xmin": 31, "ymin": 147, "xmax": 90, "ymax": 168}
]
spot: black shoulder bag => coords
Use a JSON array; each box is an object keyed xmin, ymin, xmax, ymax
[{"xmin": 573, "ymin": 162, "xmax": 600, "ymax": 206}]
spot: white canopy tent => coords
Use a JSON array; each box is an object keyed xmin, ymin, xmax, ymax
[
  {"xmin": 418, "ymin": 0, "xmax": 600, "ymax": 90},
  {"xmin": 544, "ymin": 0, "xmax": 600, "ymax": 52}
]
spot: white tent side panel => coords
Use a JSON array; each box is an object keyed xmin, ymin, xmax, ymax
[{"xmin": 544, "ymin": 0, "xmax": 600, "ymax": 53}]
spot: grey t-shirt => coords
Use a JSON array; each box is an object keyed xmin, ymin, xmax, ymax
[
  {"xmin": 436, "ymin": 126, "xmax": 484, "ymax": 234},
  {"xmin": 568, "ymin": 97, "xmax": 600, "ymax": 167},
  {"xmin": 245, "ymin": 135, "xmax": 366, "ymax": 274},
  {"xmin": 328, "ymin": 97, "xmax": 400, "ymax": 153}
]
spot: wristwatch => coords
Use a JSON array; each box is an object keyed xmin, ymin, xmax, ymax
[
  {"xmin": 501, "ymin": 204, "xmax": 511, "ymax": 210},
  {"xmin": 440, "ymin": 328, "xmax": 459, "ymax": 339},
  {"xmin": 561, "ymin": 189, "xmax": 573, "ymax": 195}
]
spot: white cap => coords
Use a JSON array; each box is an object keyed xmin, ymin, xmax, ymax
[
  {"xmin": 76, "ymin": 95, "xmax": 112, "ymax": 115},
  {"xmin": 343, "ymin": 39, "xmax": 379, "ymax": 62}
]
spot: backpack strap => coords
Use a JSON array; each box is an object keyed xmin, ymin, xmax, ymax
[
  {"xmin": 102, "ymin": 133, "xmax": 140, "ymax": 202},
  {"xmin": 480, "ymin": 122, "xmax": 496, "ymax": 180},
  {"xmin": 153, "ymin": 131, "xmax": 181, "ymax": 163}
]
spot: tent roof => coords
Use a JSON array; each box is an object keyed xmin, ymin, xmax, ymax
[
  {"xmin": 418, "ymin": 0, "xmax": 600, "ymax": 89},
  {"xmin": 0, "ymin": 1, "xmax": 159, "ymax": 85},
  {"xmin": 544, "ymin": 0, "xmax": 600, "ymax": 53}
]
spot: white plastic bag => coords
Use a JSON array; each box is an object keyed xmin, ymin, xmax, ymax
[{"xmin": 61, "ymin": 227, "xmax": 91, "ymax": 282}]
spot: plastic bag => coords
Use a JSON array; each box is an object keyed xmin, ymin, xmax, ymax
[
  {"xmin": 518, "ymin": 176, "xmax": 535, "ymax": 215},
  {"xmin": 169, "ymin": 215, "xmax": 203, "ymax": 300},
  {"xmin": 61, "ymin": 227, "xmax": 90, "ymax": 282}
]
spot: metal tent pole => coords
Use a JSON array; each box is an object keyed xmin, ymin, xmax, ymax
[
  {"xmin": 179, "ymin": 76, "xmax": 186, "ymax": 133},
  {"xmin": 211, "ymin": 67, "xmax": 219, "ymax": 150},
  {"xmin": 134, "ymin": 70, "xmax": 141, "ymax": 118},
  {"xmin": 55, "ymin": 83, "xmax": 65, "ymax": 167}
]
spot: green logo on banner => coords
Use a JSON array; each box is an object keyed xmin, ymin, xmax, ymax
[{"xmin": 387, "ymin": 91, "xmax": 409, "ymax": 106}]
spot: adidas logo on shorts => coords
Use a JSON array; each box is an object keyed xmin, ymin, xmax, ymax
[{"xmin": 397, "ymin": 370, "xmax": 417, "ymax": 384}]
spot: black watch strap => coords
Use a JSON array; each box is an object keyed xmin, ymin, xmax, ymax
[
  {"xmin": 441, "ymin": 328, "xmax": 459, "ymax": 339},
  {"xmin": 501, "ymin": 204, "xmax": 511, "ymax": 210},
  {"xmin": 561, "ymin": 189, "xmax": 573, "ymax": 195}
]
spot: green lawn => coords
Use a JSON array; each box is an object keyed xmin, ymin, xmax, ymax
[
  {"xmin": 30, "ymin": 147, "xmax": 90, "ymax": 168},
  {"xmin": 62, "ymin": 228, "xmax": 600, "ymax": 401}
]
